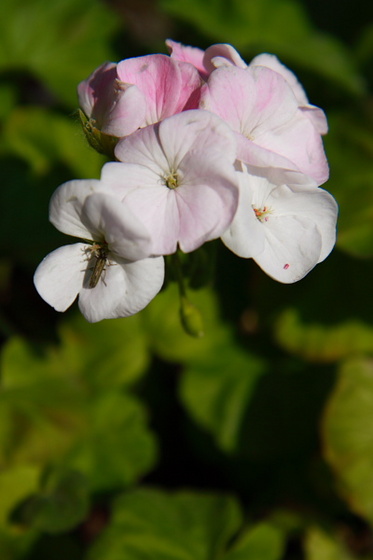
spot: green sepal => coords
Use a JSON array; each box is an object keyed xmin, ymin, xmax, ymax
[{"xmin": 78, "ymin": 108, "xmax": 118, "ymax": 160}]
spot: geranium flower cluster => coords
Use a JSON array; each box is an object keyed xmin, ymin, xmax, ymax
[{"xmin": 34, "ymin": 40, "xmax": 338, "ymax": 326}]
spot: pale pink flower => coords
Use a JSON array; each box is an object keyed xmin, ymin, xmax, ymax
[
  {"xmin": 203, "ymin": 43, "xmax": 328, "ymax": 135},
  {"xmin": 77, "ymin": 62, "xmax": 146, "ymax": 137},
  {"xmin": 200, "ymin": 64, "xmax": 329, "ymax": 184},
  {"xmin": 101, "ymin": 110, "xmax": 239, "ymax": 255}
]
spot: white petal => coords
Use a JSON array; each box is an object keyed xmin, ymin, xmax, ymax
[
  {"xmin": 123, "ymin": 187, "xmax": 180, "ymax": 255},
  {"xmin": 221, "ymin": 172, "xmax": 265, "ymax": 258},
  {"xmin": 255, "ymin": 216, "xmax": 322, "ymax": 283},
  {"xmin": 34, "ymin": 244, "xmax": 86, "ymax": 311},
  {"xmin": 274, "ymin": 184, "xmax": 338, "ymax": 262},
  {"xmin": 157, "ymin": 110, "xmax": 237, "ymax": 167},
  {"xmin": 49, "ymin": 179, "xmax": 104, "ymax": 239},
  {"xmin": 78, "ymin": 256, "xmax": 164, "ymax": 322},
  {"xmin": 81, "ymin": 193, "xmax": 153, "ymax": 260}
]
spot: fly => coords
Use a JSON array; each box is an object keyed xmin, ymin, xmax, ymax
[{"xmin": 88, "ymin": 243, "xmax": 109, "ymax": 288}]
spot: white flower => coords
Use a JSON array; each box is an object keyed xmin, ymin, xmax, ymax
[
  {"xmin": 222, "ymin": 165, "xmax": 338, "ymax": 283},
  {"xmin": 34, "ymin": 180, "xmax": 164, "ymax": 322}
]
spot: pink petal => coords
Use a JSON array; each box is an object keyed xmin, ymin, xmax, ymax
[
  {"xmin": 166, "ymin": 39, "xmax": 208, "ymax": 79},
  {"xmin": 203, "ymin": 43, "xmax": 247, "ymax": 73},
  {"xmin": 250, "ymin": 54, "xmax": 328, "ymax": 134},
  {"xmin": 100, "ymin": 82, "xmax": 147, "ymax": 137},
  {"xmin": 117, "ymin": 54, "xmax": 202, "ymax": 125},
  {"xmin": 78, "ymin": 62, "xmax": 117, "ymax": 118}
]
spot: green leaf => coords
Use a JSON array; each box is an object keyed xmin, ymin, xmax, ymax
[
  {"xmin": 224, "ymin": 521, "xmax": 285, "ymax": 560},
  {"xmin": 274, "ymin": 309, "xmax": 373, "ymax": 363},
  {"xmin": 0, "ymin": 528, "xmax": 38, "ymax": 560},
  {"xmin": 67, "ymin": 392, "xmax": 158, "ymax": 492},
  {"xmin": 304, "ymin": 526, "xmax": 357, "ymax": 560},
  {"xmin": 322, "ymin": 358, "xmax": 373, "ymax": 523},
  {"xmin": 87, "ymin": 487, "xmax": 242, "ymax": 560},
  {"xmin": 14, "ymin": 468, "xmax": 90, "ymax": 534},
  {"xmin": 0, "ymin": 466, "xmax": 39, "ymax": 526},
  {"xmin": 0, "ymin": 0, "xmax": 119, "ymax": 106},
  {"xmin": 160, "ymin": 0, "xmax": 364, "ymax": 95},
  {"xmin": 0, "ymin": 334, "xmax": 157, "ymax": 493},
  {"xmin": 324, "ymin": 111, "xmax": 373, "ymax": 258},
  {"xmin": 180, "ymin": 346, "xmax": 266, "ymax": 452},
  {"xmin": 0, "ymin": 338, "xmax": 88, "ymax": 468},
  {"xmin": 3, "ymin": 106, "xmax": 104, "ymax": 178},
  {"xmin": 58, "ymin": 313, "xmax": 151, "ymax": 391}
]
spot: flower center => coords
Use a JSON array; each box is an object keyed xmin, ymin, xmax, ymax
[
  {"xmin": 164, "ymin": 169, "xmax": 179, "ymax": 189},
  {"xmin": 253, "ymin": 205, "xmax": 272, "ymax": 223}
]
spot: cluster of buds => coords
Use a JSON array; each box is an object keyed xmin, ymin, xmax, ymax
[{"xmin": 34, "ymin": 40, "xmax": 338, "ymax": 330}]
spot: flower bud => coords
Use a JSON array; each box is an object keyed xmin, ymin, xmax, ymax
[{"xmin": 180, "ymin": 296, "xmax": 204, "ymax": 338}]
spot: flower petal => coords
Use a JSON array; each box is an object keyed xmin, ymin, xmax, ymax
[
  {"xmin": 100, "ymin": 82, "xmax": 147, "ymax": 137},
  {"xmin": 221, "ymin": 171, "xmax": 265, "ymax": 258},
  {"xmin": 250, "ymin": 53, "xmax": 309, "ymax": 105},
  {"xmin": 34, "ymin": 244, "xmax": 86, "ymax": 311},
  {"xmin": 77, "ymin": 62, "xmax": 117, "ymax": 118},
  {"xmin": 273, "ymin": 184, "xmax": 338, "ymax": 262},
  {"xmin": 255, "ymin": 216, "xmax": 322, "ymax": 283},
  {"xmin": 166, "ymin": 39, "xmax": 208, "ymax": 79},
  {"xmin": 49, "ymin": 179, "xmax": 104, "ymax": 239},
  {"xmin": 81, "ymin": 192, "xmax": 154, "ymax": 260},
  {"xmin": 117, "ymin": 54, "xmax": 201, "ymax": 125},
  {"xmin": 121, "ymin": 187, "xmax": 180, "ymax": 255},
  {"xmin": 203, "ymin": 43, "xmax": 247, "ymax": 72},
  {"xmin": 250, "ymin": 53, "xmax": 328, "ymax": 134},
  {"xmin": 78, "ymin": 255, "xmax": 164, "ymax": 322}
]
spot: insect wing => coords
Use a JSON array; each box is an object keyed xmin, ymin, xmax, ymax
[{"xmin": 89, "ymin": 246, "xmax": 108, "ymax": 288}]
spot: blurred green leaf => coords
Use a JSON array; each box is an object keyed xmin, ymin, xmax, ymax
[
  {"xmin": 0, "ymin": 338, "xmax": 88, "ymax": 468},
  {"xmin": 224, "ymin": 521, "xmax": 285, "ymax": 560},
  {"xmin": 274, "ymin": 309, "xmax": 373, "ymax": 363},
  {"xmin": 325, "ymin": 111, "xmax": 373, "ymax": 258},
  {"xmin": 0, "ymin": 528, "xmax": 38, "ymax": 560},
  {"xmin": 0, "ymin": 84, "xmax": 17, "ymax": 121},
  {"xmin": 322, "ymin": 358, "xmax": 373, "ymax": 524},
  {"xmin": 14, "ymin": 468, "xmax": 90, "ymax": 534},
  {"xmin": 161, "ymin": 0, "xmax": 364, "ymax": 95},
  {"xmin": 87, "ymin": 487, "xmax": 242, "ymax": 560},
  {"xmin": 304, "ymin": 526, "xmax": 357, "ymax": 560},
  {"xmin": 0, "ymin": 0, "xmax": 119, "ymax": 106},
  {"xmin": 0, "ymin": 466, "xmax": 39, "ymax": 526},
  {"xmin": 0, "ymin": 333, "xmax": 157, "ymax": 493},
  {"xmin": 180, "ymin": 346, "xmax": 266, "ymax": 452},
  {"xmin": 67, "ymin": 391, "xmax": 158, "ymax": 492},
  {"xmin": 3, "ymin": 106, "xmax": 104, "ymax": 178},
  {"xmin": 58, "ymin": 313, "xmax": 150, "ymax": 391}
]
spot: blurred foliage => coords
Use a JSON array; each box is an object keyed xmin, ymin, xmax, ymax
[{"xmin": 0, "ymin": 0, "xmax": 373, "ymax": 558}]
